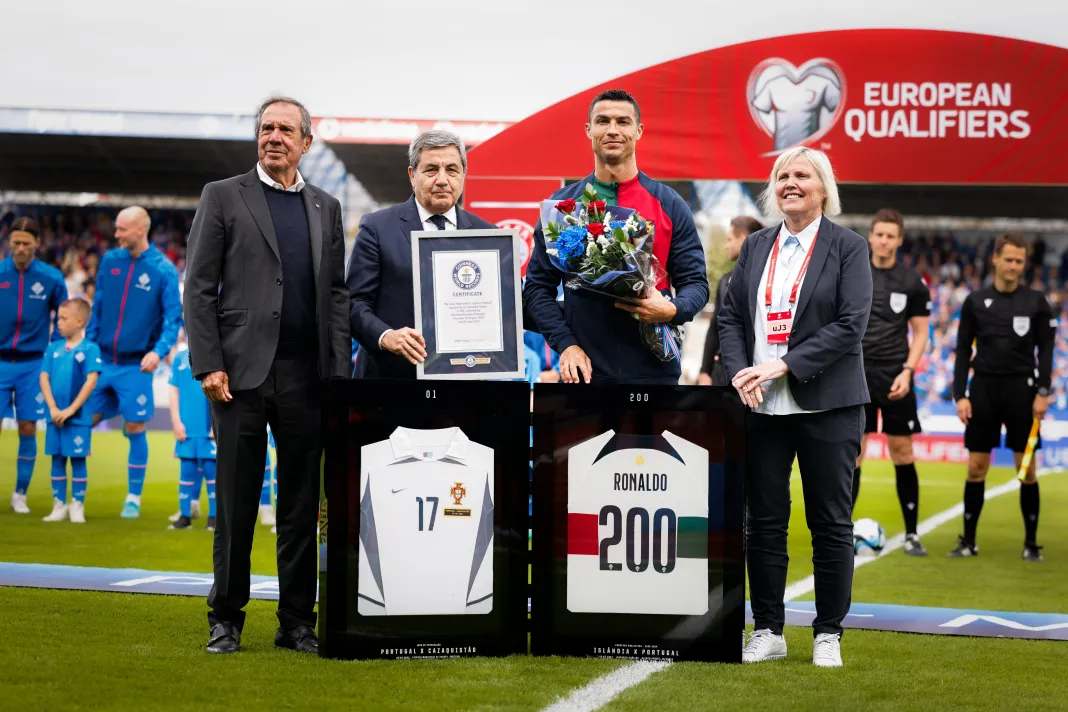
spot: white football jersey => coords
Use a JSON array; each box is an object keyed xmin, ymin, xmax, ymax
[
  {"xmin": 358, "ymin": 427, "xmax": 494, "ymax": 616},
  {"xmin": 567, "ymin": 430, "xmax": 709, "ymax": 616}
]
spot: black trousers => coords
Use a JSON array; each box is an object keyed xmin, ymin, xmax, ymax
[
  {"xmin": 745, "ymin": 405, "xmax": 863, "ymax": 637},
  {"xmin": 207, "ymin": 358, "xmax": 322, "ymax": 632}
]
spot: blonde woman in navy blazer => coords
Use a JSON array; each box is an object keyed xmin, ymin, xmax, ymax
[{"xmin": 717, "ymin": 147, "xmax": 872, "ymax": 668}]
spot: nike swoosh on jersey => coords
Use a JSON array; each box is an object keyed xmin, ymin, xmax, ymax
[{"xmin": 391, "ymin": 488, "xmax": 407, "ymax": 494}]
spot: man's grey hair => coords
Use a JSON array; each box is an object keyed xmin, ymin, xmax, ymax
[
  {"xmin": 758, "ymin": 146, "xmax": 842, "ymax": 219},
  {"xmin": 255, "ymin": 96, "xmax": 312, "ymax": 138},
  {"xmin": 408, "ymin": 130, "xmax": 467, "ymax": 172}
]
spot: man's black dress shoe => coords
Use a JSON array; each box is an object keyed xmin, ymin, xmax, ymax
[
  {"xmin": 206, "ymin": 623, "xmax": 241, "ymax": 654},
  {"xmin": 275, "ymin": 625, "xmax": 318, "ymax": 653}
]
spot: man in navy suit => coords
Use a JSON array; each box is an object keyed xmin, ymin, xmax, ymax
[{"xmin": 347, "ymin": 130, "xmax": 496, "ymax": 379}]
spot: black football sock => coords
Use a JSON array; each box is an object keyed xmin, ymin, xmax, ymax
[
  {"xmin": 851, "ymin": 467, "xmax": 861, "ymax": 512},
  {"xmin": 1020, "ymin": 481, "xmax": 1040, "ymax": 546},
  {"xmin": 963, "ymin": 480, "xmax": 986, "ymax": 545},
  {"xmin": 895, "ymin": 463, "xmax": 920, "ymax": 536}
]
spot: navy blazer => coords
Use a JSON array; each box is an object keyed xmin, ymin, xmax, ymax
[
  {"xmin": 717, "ymin": 217, "xmax": 872, "ymax": 411},
  {"xmin": 346, "ymin": 196, "xmax": 496, "ymax": 379}
]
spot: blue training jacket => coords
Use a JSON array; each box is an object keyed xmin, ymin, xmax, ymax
[
  {"xmin": 0, "ymin": 257, "xmax": 67, "ymax": 360},
  {"xmin": 87, "ymin": 245, "xmax": 183, "ymax": 365}
]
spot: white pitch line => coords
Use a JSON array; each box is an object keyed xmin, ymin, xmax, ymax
[
  {"xmin": 540, "ymin": 469, "xmax": 1059, "ymax": 712},
  {"xmin": 540, "ymin": 660, "xmax": 672, "ymax": 712},
  {"xmin": 783, "ymin": 470, "xmax": 1055, "ymax": 602}
]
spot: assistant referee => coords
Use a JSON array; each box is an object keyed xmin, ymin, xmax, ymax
[
  {"xmin": 952, "ymin": 233, "xmax": 1054, "ymax": 562},
  {"xmin": 854, "ymin": 209, "xmax": 930, "ymax": 556}
]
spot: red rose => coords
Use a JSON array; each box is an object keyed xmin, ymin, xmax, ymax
[
  {"xmin": 586, "ymin": 223, "xmax": 606, "ymax": 236},
  {"xmin": 589, "ymin": 199, "xmax": 607, "ymax": 215},
  {"xmin": 556, "ymin": 198, "xmax": 577, "ymax": 214}
]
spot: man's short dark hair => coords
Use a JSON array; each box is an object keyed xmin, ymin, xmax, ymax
[
  {"xmin": 10, "ymin": 216, "xmax": 39, "ymax": 239},
  {"xmin": 995, "ymin": 232, "xmax": 1029, "ymax": 256},
  {"xmin": 871, "ymin": 208, "xmax": 904, "ymax": 236},
  {"xmin": 255, "ymin": 96, "xmax": 312, "ymax": 138},
  {"xmin": 588, "ymin": 89, "xmax": 641, "ymax": 123},
  {"xmin": 729, "ymin": 216, "xmax": 763, "ymax": 237}
]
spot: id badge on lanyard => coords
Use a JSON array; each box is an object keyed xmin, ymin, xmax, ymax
[{"xmin": 764, "ymin": 231, "xmax": 817, "ymax": 345}]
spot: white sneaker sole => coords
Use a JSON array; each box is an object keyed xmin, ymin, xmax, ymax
[{"xmin": 743, "ymin": 650, "xmax": 787, "ymax": 663}]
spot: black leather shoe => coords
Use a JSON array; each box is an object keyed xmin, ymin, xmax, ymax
[
  {"xmin": 206, "ymin": 623, "xmax": 241, "ymax": 654},
  {"xmin": 275, "ymin": 625, "xmax": 318, "ymax": 653}
]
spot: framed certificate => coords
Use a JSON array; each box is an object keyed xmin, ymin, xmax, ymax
[{"xmin": 412, "ymin": 229, "xmax": 524, "ymax": 380}]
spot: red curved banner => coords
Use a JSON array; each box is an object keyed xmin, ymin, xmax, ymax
[{"xmin": 467, "ymin": 29, "xmax": 1068, "ymax": 185}]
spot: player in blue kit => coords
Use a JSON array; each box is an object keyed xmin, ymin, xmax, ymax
[
  {"xmin": 1, "ymin": 217, "xmax": 68, "ymax": 514},
  {"xmin": 39, "ymin": 299, "xmax": 101, "ymax": 523},
  {"xmin": 86, "ymin": 206, "xmax": 182, "ymax": 518},
  {"xmin": 167, "ymin": 346, "xmax": 216, "ymax": 531}
]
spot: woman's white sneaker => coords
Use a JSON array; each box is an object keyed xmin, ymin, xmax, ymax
[
  {"xmin": 813, "ymin": 633, "xmax": 843, "ymax": 667},
  {"xmin": 742, "ymin": 629, "xmax": 787, "ymax": 663},
  {"xmin": 42, "ymin": 499, "xmax": 68, "ymax": 522}
]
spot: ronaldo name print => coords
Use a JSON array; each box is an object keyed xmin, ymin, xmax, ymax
[{"xmin": 566, "ymin": 430, "xmax": 710, "ymax": 616}]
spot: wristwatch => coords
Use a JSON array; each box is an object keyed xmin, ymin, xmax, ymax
[
  {"xmin": 1037, "ymin": 387, "xmax": 1052, "ymax": 397},
  {"xmin": 902, "ymin": 364, "xmax": 914, "ymax": 373}
]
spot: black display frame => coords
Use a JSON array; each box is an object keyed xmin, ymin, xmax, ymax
[
  {"xmin": 530, "ymin": 384, "xmax": 745, "ymax": 663},
  {"xmin": 319, "ymin": 379, "xmax": 530, "ymax": 660}
]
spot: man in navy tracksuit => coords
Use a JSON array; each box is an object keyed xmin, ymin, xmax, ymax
[
  {"xmin": 1, "ymin": 217, "xmax": 67, "ymax": 514},
  {"xmin": 87, "ymin": 206, "xmax": 182, "ymax": 518},
  {"xmin": 524, "ymin": 89, "xmax": 709, "ymax": 384}
]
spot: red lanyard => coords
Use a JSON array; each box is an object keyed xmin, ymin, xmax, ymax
[{"xmin": 765, "ymin": 230, "xmax": 818, "ymax": 310}]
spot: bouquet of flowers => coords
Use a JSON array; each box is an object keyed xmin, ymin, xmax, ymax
[{"xmin": 543, "ymin": 183, "xmax": 682, "ymax": 362}]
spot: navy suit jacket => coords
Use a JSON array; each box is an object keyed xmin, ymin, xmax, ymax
[
  {"xmin": 717, "ymin": 217, "xmax": 872, "ymax": 411},
  {"xmin": 346, "ymin": 196, "xmax": 496, "ymax": 379}
]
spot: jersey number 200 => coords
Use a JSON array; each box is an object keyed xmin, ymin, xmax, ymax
[{"xmin": 598, "ymin": 505, "xmax": 677, "ymax": 574}]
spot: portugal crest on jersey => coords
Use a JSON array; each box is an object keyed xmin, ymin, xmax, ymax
[
  {"xmin": 1013, "ymin": 316, "xmax": 1031, "ymax": 336},
  {"xmin": 889, "ymin": 292, "xmax": 907, "ymax": 314},
  {"xmin": 450, "ymin": 482, "xmax": 467, "ymax": 506}
]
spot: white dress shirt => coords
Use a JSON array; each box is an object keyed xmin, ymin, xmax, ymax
[
  {"xmin": 415, "ymin": 202, "xmax": 458, "ymax": 232},
  {"xmin": 752, "ymin": 215, "xmax": 822, "ymax": 415},
  {"xmin": 377, "ymin": 202, "xmax": 459, "ymax": 348},
  {"xmin": 256, "ymin": 162, "xmax": 305, "ymax": 193}
]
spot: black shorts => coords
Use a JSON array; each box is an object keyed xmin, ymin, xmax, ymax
[
  {"xmin": 863, "ymin": 365, "xmax": 921, "ymax": 436},
  {"xmin": 964, "ymin": 374, "xmax": 1040, "ymax": 453}
]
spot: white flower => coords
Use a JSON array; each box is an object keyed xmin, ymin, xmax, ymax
[
  {"xmin": 546, "ymin": 249, "xmax": 559, "ymax": 257},
  {"xmin": 565, "ymin": 214, "xmax": 581, "ymax": 225},
  {"xmin": 603, "ymin": 211, "xmax": 613, "ymax": 224},
  {"xmin": 586, "ymin": 243, "xmax": 596, "ymax": 256},
  {"xmin": 597, "ymin": 236, "xmax": 611, "ymax": 248}
]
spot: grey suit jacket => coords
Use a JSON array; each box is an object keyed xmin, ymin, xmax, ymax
[
  {"xmin": 184, "ymin": 167, "xmax": 350, "ymax": 391},
  {"xmin": 717, "ymin": 217, "xmax": 872, "ymax": 411}
]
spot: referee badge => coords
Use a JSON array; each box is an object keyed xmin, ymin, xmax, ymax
[
  {"xmin": 1013, "ymin": 316, "xmax": 1030, "ymax": 336},
  {"xmin": 889, "ymin": 292, "xmax": 907, "ymax": 314}
]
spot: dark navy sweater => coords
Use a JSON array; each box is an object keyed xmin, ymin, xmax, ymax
[{"xmin": 262, "ymin": 184, "xmax": 317, "ymax": 360}]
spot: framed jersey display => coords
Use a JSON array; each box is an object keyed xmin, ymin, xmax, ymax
[
  {"xmin": 530, "ymin": 385, "xmax": 745, "ymax": 663},
  {"xmin": 319, "ymin": 379, "xmax": 530, "ymax": 660}
]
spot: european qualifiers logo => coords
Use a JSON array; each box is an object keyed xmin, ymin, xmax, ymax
[
  {"xmin": 844, "ymin": 82, "xmax": 1030, "ymax": 143},
  {"xmin": 747, "ymin": 57, "xmax": 846, "ymax": 155}
]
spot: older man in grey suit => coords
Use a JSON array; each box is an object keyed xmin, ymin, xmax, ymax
[{"xmin": 184, "ymin": 96, "xmax": 350, "ymax": 655}]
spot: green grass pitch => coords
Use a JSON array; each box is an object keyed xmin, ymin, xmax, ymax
[{"xmin": 1, "ymin": 431, "xmax": 1066, "ymax": 711}]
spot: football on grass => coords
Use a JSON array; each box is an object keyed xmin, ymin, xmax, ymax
[{"xmin": 854, "ymin": 518, "xmax": 887, "ymax": 556}]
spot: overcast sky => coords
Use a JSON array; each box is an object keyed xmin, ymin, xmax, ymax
[{"xmin": 2, "ymin": 0, "xmax": 1065, "ymax": 122}]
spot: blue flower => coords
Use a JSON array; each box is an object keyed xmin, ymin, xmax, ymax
[
  {"xmin": 555, "ymin": 225, "xmax": 589, "ymax": 266},
  {"xmin": 609, "ymin": 220, "xmax": 628, "ymax": 233}
]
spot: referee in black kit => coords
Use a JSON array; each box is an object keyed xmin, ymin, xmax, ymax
[
  {"xmin": 854, "ymin": 209, "xmax": 930, "ymax": 555},
  {"xmin": 951, "ymin": 233, "xmax": 1054, "ymax": 562}
]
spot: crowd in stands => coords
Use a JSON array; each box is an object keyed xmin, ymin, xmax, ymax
[{"xmin": 4, "ymin": 206, "xmax": 1068, "ymax": 407}]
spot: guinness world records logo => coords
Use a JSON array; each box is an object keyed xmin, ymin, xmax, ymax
[{"xmin": 452, "ymin": 260, "xmax": 482, "ymax": 289}]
